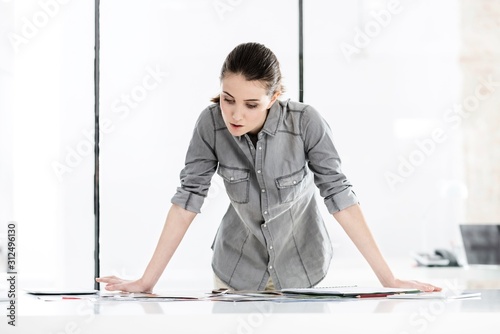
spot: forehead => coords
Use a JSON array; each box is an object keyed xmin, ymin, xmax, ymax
[{"xmin": 222, "ymin": 73, "xmax": 267, "ymax": 98}]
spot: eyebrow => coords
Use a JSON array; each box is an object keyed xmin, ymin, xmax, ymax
[{"xmin": 222, "ymin": 91, "xmax": 260, "ymax": 102}]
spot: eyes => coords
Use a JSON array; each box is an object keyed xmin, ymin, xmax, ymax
[{"xmin": 223, "ymin": 97, "xmax": 258, "ymax": 109}]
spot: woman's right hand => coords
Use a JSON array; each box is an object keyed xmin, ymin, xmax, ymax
[{"xmin": 95, "ymin": 276, "xmax": 153, "ymax": 293}]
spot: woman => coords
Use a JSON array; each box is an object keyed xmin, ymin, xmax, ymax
[{"xmin": 97, "ymin": 42, "xmax": 441, "ymax": 292}]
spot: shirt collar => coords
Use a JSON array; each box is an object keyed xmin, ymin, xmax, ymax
[
  {"xmin": 233, "ymin": 99, "xmax": 286, "ymax": 141},
  {"xmin": 259, "ymin": 98, "xmax": 285, "ymax": 137}
]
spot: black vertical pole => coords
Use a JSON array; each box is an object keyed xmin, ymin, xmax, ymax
[
  {"xmin": 298, "ymin": 0, "xmax": 304, "ymax": 102},
  {"xmin": 94, "ymin": 0, "xmax": 100, "ymax": 291}
]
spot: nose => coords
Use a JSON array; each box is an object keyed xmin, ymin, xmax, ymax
[{"xmin": 232, "ymin": 108, "xmax": 243, "ymax": 122}]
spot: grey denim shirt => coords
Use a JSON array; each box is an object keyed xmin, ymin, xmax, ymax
[{"xmin": 171, "ymin": 99, "xmax": 359, "ymax": 290}]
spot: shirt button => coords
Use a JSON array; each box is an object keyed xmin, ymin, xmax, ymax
[
  {"xmin": 263, "ymin": 224, "xmax": 267, "ymax": 228},
  {"xmin": 263, "ymin": 211, "xmax": 268, "ymax": 215},
  {"xmin": 269, "ymin": 265, "xmax": 273, "ymax": 270},
  {"xmin": 269, "ymin": 246, "xmax": 273, "ymax": 250},
  {"xmin": 258, "ymin": 146, "xmax": 262, "ymax": 150},
  {"xmin": 230, "ymin": 177, "xmax": 234, "ymax": 181},
  {"xmin": 257, "ymin": 170, "xmax": 261, "ymax": 173},
  {"xmin": 261, "ymin": 189, "xmax": 266, "ymax": 193}
]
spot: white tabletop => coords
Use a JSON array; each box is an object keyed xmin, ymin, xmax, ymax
[
  {"xmin": 1, "ymin": 288, "xmax": 499, "ymax": 334},
  {"xmin": 2, "ymin": 262, "xmax": 500, "ymax": 334}
]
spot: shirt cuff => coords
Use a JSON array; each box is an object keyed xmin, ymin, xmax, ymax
[
  {"xmin": 171, "ymin": 187, "xmax": 205, "ymax": 214},
  {"xmin": 324, "ymin": 188, "xmax": 359, "ymax": 214}
]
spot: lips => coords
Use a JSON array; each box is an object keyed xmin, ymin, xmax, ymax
[{"xmin": 230, "ymin": 123, "xmax": 244, "ymax": 128}]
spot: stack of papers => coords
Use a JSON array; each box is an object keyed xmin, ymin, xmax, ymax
[
  {"xmin": 206, "ymin": 286, "xmax": 422, "ymax": 302},
  {"xmin": 99, "ymin": 287, "xmax": 403, "ymax": 303},
  {"xmin": 209, "ymin": 290, "xmax": 294, "ymax": 302},
  {"xmin": 281, "ymin": 286, "xmax": 421, "ymax": 298}
]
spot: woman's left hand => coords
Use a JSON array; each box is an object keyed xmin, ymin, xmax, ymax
[{"xmin": 387, "ymin": 278, "xmax": 442, "ymax": 292}]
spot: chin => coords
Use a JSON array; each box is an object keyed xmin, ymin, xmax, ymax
[{"xmin": 229, "ymin": 129, "xmax": 246, "ymax": 137}]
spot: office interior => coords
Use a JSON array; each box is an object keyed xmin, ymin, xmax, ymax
[{"xmin": 0, "ymin": 0, "xmax": 499, "ymax": 333}]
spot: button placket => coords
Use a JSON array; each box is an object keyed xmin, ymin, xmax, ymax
[
  {"xmin": 236, "ymin": 134, "xmax": 255, "ymax": 168},
  {"xmin": 255, "ymin": 133, "xmax": 273, "ymax": 274},
  {"xmin": 261, "ymin": 222, "xmax": 275, "ymax": 275},
  {"xmin": 254, "ymin": 132, "xmax": 274, "ymax": 274},
  {"xmin": 248, "ymin": 136, "xmax": 256, "ymax": 160},
  {"xmin": 254, "ymin": 134, "xmax": 269, "ymax": 219}
]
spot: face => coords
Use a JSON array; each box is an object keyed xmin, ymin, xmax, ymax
[{"xmin": 220, "ymin": 73, "xmax": 279, "ymax": 136}]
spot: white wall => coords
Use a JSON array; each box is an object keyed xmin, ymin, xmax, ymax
[
  {"xmin": 303, "ymin": 0, "xmax": 465, "ymax": 272},
  {"xmin": 0, "ymin": 0, "xmax": 94, "ymax": 289}
]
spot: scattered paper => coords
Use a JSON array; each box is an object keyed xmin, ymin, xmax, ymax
[{"xmin": 281, "ymin": 286, "xmax": 421, "ymax": 298}]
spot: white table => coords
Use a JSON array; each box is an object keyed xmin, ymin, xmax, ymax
[
  {"xmin": 1, "ymin": 288, "xmax": 499, "ymax": 334},
  {"xmin": 2, "ymin": 262, "xmax": 500, "ymax": 334}
]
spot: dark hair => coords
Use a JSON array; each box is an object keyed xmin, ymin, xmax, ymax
[{"xmin": 211, "ymin": 42, "xmax": 285, "ymax": 103}]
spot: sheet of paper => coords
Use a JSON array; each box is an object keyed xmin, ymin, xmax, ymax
[
  {"xmin": 24, "ymin": 289, "xmax": 99, "ymax": 295},
  {"xmin": 36, "ymin": 295, "xmax": 99, "ymax": 302},
  {"xmin": 99, "ymin": 291, "xmax": 212, "ymax": 302},
  {"xmin": 280, "ymin": 286, "xmax": 421, "ymax": 297},
  {"xmin": 207, "ymin": 290, "xmax": 346, "ymax": 302}
]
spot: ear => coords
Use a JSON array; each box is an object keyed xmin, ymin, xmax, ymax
[{"xmin": 266, "ymin": 91, "xmax": 281, "ymax": 109}]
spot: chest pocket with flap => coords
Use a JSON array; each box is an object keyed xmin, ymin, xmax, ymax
[
  {"xmin": 217, "ymin": 165, "xmax": 250, "ymax": 204},
  {"xmin": 275, "ymin": 166, "xmax": 308, "ymax": 204}
]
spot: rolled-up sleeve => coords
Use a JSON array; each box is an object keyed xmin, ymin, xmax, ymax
[
  {"xmin": 171, "ymin": 107, "xmax": 218, "ymax": 213},
  {"xmin": 301, "ymin": 106, "xmax": 359, "ymax": 213}
]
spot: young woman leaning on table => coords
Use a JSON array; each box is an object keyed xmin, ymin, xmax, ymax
[{"xmin": 96, "ymin": 42, "xmax": 442, "ymax": 293}]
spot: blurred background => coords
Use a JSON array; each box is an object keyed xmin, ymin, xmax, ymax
[{"xmin": 0, "ymin": 0, "xmax": 498, "ymax": 290}]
